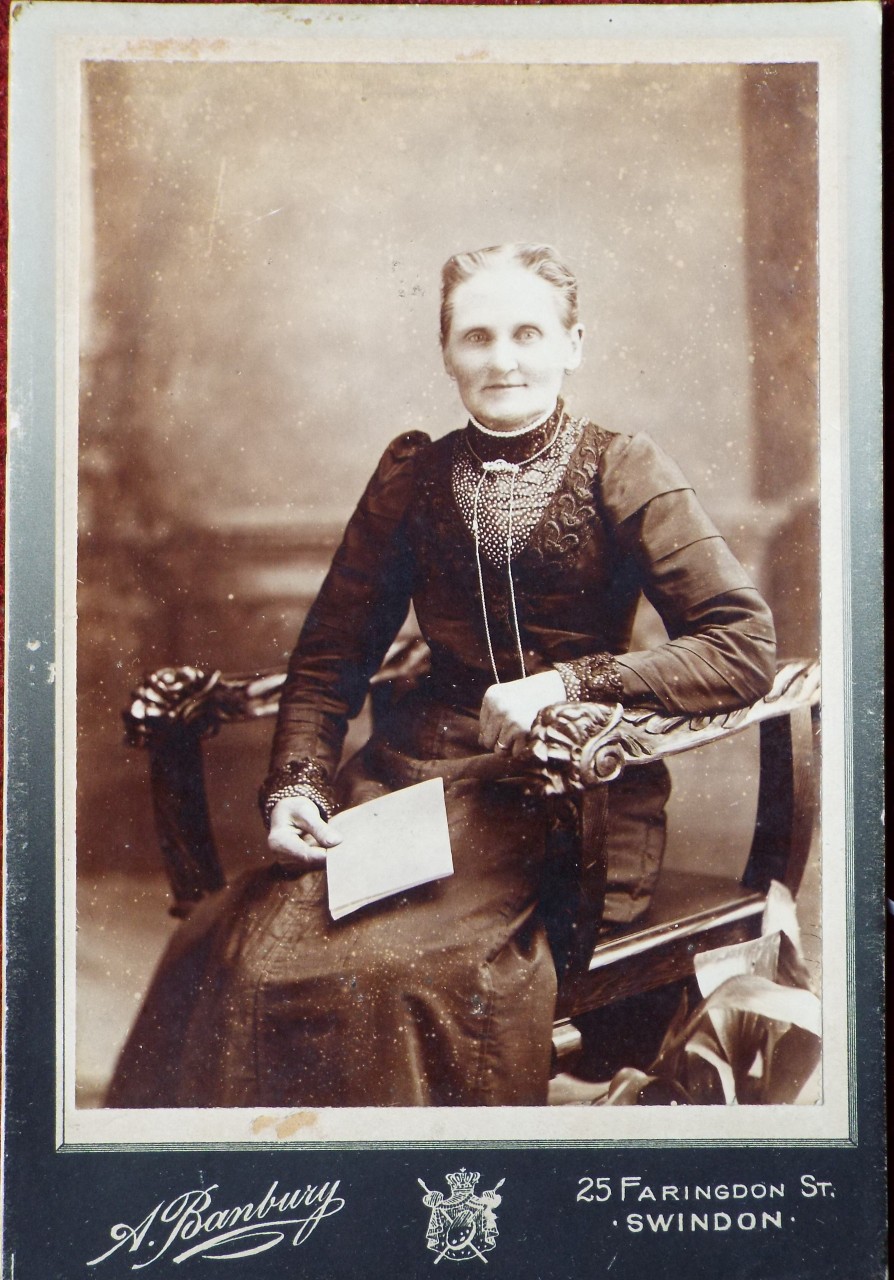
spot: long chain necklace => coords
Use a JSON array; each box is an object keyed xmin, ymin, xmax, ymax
[{"xmin": 467, "ymin": 416, "xmax": 563, "ymax": 685}]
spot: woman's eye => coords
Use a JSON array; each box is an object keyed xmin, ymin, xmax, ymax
[
  {"xmin": 465, "ymin": 331, "xmax": 487, "ymax": 344},
  {"xmin": 516, "ymin": 327, "xmax": 541, "ymax": 342}
]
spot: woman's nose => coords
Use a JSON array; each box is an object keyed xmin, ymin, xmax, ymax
[{"xmin": 488, "ymin": 338, "xmax": 520, "ymax": 373}]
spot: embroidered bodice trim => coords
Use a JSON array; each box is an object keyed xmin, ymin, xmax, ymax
[
  {"xmin": 411, "ymin": 411, "xmax": 614, "ymax": 589},
  {"xmin": 452, "ymin": 406, "xmax": 583, "ymax": 568}
]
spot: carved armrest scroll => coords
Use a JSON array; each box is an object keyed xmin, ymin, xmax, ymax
[
  {"xmin": 123, "ymin": 666, "xmax": 286, "ymax": 748},
  {"xmin": 123, "ymin": 638, "xmax": 431, "ymax": 749},
  {"xmin": 527, "ymin": 659, "xmax": 820, "ymax": 798}
]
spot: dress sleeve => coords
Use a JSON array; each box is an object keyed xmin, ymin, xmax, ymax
[
  {"xmin": 557, "ymin": 431, "xmax": 776, "ymax": 714},
  {"xmin": 261, "ymin": 431, "xmax": 429, "ymax": 817}
]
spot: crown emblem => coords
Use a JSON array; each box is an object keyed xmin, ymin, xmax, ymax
[
  {"xmin": 445, "ymin": 1168, "xmax": 480, "ymax": 1194},
  {"xmin": 420, "ymin": 1168, "xmax": 504, "ymax": 1262}
]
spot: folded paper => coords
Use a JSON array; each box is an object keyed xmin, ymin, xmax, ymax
[{"xmin": 326, "ymin": 777, "xmax": 454, "ymax": 920}]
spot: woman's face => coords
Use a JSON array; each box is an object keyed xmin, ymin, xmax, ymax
[{"xmin": 442, "ymin": 263, "xmax": 583, "ymax": 432}]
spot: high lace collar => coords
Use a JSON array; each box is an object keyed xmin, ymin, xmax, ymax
[{"xmin": 464, "ymin": 400, "xmax": 564, "ymax": 466}]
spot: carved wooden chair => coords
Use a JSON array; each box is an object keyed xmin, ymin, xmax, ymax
[{"xmin": 123, "ymin": 654, "xmax": 820, "ymax": 1065}]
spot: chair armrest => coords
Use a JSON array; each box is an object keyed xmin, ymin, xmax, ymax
[
  {"xmin": 123, "ymin": 666, "xmax": 286, "ymax": 746},
  {"xmin": 122, "ymin": 637, "xmax": 431, "ymax": 747},
  {"xmin": 526, "ymin": 659, "xmax": 820, "ymax": 798}
]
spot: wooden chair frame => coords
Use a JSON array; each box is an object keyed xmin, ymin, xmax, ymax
[{"xmin": 123, "ymin": 656, "xmax": 819, "ymax": 1062}]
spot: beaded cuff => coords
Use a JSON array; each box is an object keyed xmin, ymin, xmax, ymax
[
  {"xmin": 259, "ymin": 759, "xmax": 337, "ymax": 829},
  {"xmin": 554, "ymin": 653, "xmax": 625, "ymax": 705}
]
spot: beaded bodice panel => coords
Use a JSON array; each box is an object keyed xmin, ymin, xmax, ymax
[
  {"xmin": 452, "ymin": 410, "xmax": 583, "ymax": 568},
  {"xmin": 407, "ymin": 410, "xmax": 617, "ymax": 604}
]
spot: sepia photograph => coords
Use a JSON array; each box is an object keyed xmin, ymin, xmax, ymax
[
  {"xmin": 4, "ymin": 3, "xmax": 884, "ymax": 1276},
  {"xmin": 68, "ymin": 40, "xmax": 831, "ymax": 1143}
]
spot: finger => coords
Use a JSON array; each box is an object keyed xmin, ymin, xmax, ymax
[
  {"xmin": 478, "ymin": 689, "xmax": 504, "ymax": 748},
  {"xmin": 509, "ymin": 731, "xmax": 530, "ymax": 760},
  {"xmin": 266, "ymin": 826, "xmax": 328, "ymax": 868},
  {"xmin": 293, "ymin": 810, "xmax": 343, "ymax": 849},
  {"xmin": 493, "ymin": 725, "xmax": 519, "ymax": 755},
  {"xmin": 492, "ymin": 724, "xmax": 521, "ymax": 756},
  {"xmin": 270, "ymin": 798, "xmax": 343, "ymax": 848}
]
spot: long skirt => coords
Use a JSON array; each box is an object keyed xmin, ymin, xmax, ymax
[{"xmin": 106, "ymin": 700, "xmax": 561, "ymax": 1108}]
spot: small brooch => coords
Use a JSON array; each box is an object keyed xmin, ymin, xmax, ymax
[{"xmin": 481, "ymin": 459, "xmax": 519, "ymax": 474}]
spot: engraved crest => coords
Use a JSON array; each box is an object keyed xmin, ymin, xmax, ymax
[{"xmin": 418, "ymin": 1170, "xmax": 504, "ymax": 1264}]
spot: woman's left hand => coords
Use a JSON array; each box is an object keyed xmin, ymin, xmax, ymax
[{"xmin": 479, "ymin": 669, "xmax": 567, "ymax": 758}]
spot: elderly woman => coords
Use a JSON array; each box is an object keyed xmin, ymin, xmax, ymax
[{"xmin": 108, "ymin": 243, "xmax": 774, "ymax": 1109}]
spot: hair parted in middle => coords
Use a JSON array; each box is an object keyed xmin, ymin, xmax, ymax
[{"xmin": 439, "ymin": 243, "xmax": 580, "ymax": 348}]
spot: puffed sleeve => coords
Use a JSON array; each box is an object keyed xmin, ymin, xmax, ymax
[
  {"xmin": 559, "ymin": 432, "xmax": 776, "ymax": 714},
  {"xmin": 261, "ymin": 431, "xmax": 429, "ymax": 816}
]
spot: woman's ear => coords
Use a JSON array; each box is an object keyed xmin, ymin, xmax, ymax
[
  {"xmin": 564, "ymin": 324, "xmax": 585, "ymax": 374},
  {"xmin": 442, "ymin": 350, "xmax": 457, "ymax": 380}
]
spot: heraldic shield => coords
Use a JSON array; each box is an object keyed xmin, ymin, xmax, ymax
[{"xmin": 419, "ymin": 1169, "xmax": 503, "ymax": 1263}]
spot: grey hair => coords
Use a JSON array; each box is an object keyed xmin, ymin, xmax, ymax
[{"xmin": 439, "ymin": 243, "xmax": 579, "ymax": 347}]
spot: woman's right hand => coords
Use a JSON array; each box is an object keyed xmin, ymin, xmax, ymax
[{"xmin": 267, "ymin": 796, "xmax": 342, "ymax": 870}]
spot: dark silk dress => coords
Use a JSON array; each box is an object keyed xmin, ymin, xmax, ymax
[{"xmin": 107, "ymin": 411, "xmax": 775, "ymax": 1109}]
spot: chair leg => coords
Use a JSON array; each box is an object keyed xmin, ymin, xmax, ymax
[
  {"xmin": 784, "ymin": 704, "xmax": 820, "ymax": 897},
  {"xmin": 743, "ymin": 716, "xmax": 795, "ymax": 893},
  {"xmin": 743, "ymin": 708, "xmax": 818, "ymax": 897},
  {"xmin": 148, "ymin": 729, "xmax": 226, "ymax": 915}
]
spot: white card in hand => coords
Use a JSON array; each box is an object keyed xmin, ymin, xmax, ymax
[{"xmin": 325, "ymin": 777, "xmax": 454, "ymax": 921}]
